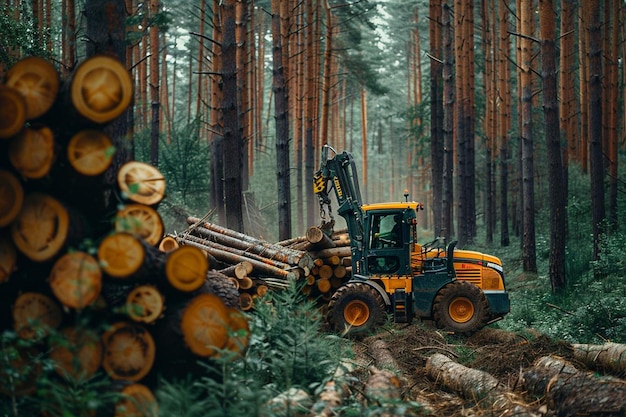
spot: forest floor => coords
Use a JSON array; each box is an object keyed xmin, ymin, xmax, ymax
[{"xmin": 344, "ymin": 320, "xmax": 623, "ymax": 417}]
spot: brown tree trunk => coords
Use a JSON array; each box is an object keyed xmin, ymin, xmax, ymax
[
  {"xmin": 498, "ymin": 1, "xmax": 511, "ymax": 247},
  {"xmin": 430, "ymin": 0, "xmax": 443, "ymax": 238},
  {"xmin": 272, "ymin": 0, "xmax": 292, "ymax": 240},
  {"xmin": 221, "ymin": 0, "xmax": 244, "ymax": 232},
  {"xmin": 441, "ymin": 1, "xmax": 454, "ymax": 242},
  {"xmin": 520, "ymin": 0, "xmax": 537, "ymax": 272},
  {"xmin": 586, "ymin": 0, "xmax": 605, "ymax": 260},
  {"xmin": 539, "ymin": 0, "xmax": 566, "ymax": 292},
  {"xmin": 149, "ymin": 0, "xmax": 160, "ymax": 167}
]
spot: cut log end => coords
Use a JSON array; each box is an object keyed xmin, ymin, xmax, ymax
[
  {"xmin": 158, "ymin": 235, "xmax": 179, "ymax": 252},
  {"xmin": 181, "ymin": 293, "xmax": 230, "ymax": 357},
  {"xmin": 67, "ymin": 129, "xmax": 115, "ymax": 176},
  {"xmin": 12, "ymin": 292, "xmax": 62, "ymax": 339},
  {"xmin": 49, "ymin": 326, "xmax": 103, "ymax": 381},
  {"xmin": 0, "ymin": 235, "xmax": 17, "ymax": 283},
  {"xmin": 165, "ymin": 245, "xmax": 208, "ymax": 292},
  {"xmin": 49, "ymin": 251, "xmax": 103, "ymax": 309},
  {"xmin": 102, "ymin": 322, "xmax": 155, "ymax": 382},
  {"xmin": 5, "ymin": 56, "xmax": 59, "ymax": 120},
  {"xmin": 0, "ymin": 169, "xmax": 24, "ymax": 227},
  {"xmin": 115, "ymin": 204, "xmax": 164, "ymax": 246},
  {"xmin": 98, "ymin": 232, "xmax": 146, "ymax": 278},
  {"xmin": 9, "ymin": 126, "xmax": 55, "ymax": 179},
  {"xmin": 125, "ymin": 285, "xmax": 164, "ymax": 323},
  {"xmin": 70, "ymin": 55, "xmax": 133, "ymax": 124},
  {"xmin": 0, "ymin": 86, "xmax": 27, "ymax": 138},
  {"xmin": 11, "ymin": 193, "xmax": 69, "ymax": 262},
  {"xmin": 115, "ymin": 383, "xmax": 158, "ymax": 417},
  {"xmin": 117, "ymin": 161, "xmax": 166, "ymax": 206}
]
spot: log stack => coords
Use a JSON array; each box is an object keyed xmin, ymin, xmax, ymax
[
  {"xmin": 0, "ymin": 55, "xmax": 249, "ymax": 415},
  {"xmin": 172, "ymin": 219, "xmax": 355, "ymax": 309}
]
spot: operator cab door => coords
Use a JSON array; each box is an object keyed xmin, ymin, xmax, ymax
[{"xmin": 366, "ymin": 211, "xmax": 410, "ymax": 275}]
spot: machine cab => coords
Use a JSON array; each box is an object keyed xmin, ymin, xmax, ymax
[{"xmin": 362, "ymin": 203, "xmax": 419, "ymax": 276}]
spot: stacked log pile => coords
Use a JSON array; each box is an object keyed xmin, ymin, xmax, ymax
[
  {"xmin": 0, "ymin": 55, "xmax": 248, "ymax": 415},
  {"xmin": 171, "ymin": 219, "xmax": 355, "ymax": 310}
]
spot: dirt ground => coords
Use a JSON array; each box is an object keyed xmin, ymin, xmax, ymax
[{"xmin": 346, "ymin": 321, "xmax": 624, "ymax": 417}]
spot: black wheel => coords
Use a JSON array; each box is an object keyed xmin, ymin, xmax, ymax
[
  {"xmin": 327, "ymin": 282, "xmax": 387, "ymax": 336},
  {"xmin": 432, "ymin": 281, "xmax": 490, "ymax": 335}
]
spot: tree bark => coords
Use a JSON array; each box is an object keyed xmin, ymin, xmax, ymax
[
  {"xmin": 539, "ymin": 0, "xmax": 566, "ymax": 292},
  {"xmin": 222, "ymin": 0, "xmax": 244, "ymax": 232},
  {"xmin": 272, "ymin": 0, "xmax": 292, "ymax": 241}
]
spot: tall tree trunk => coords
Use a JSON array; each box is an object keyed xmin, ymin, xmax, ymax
[
  {"xmin": 430, "ymin": 0, "xmax": 444, "ymax": 237},
  {"xmin": 149, "ymin": 0, "xmax": 160, "ymax": 167},
  {"xmin": 520, "ymin": 0, "xmax": 537, "ymax": 272},
  {"xmin": 222, "ymin": 0, "xmax": 244, "ymax": 232},
  {"xmin": 539, "ymin": 0, "xmax": 566, "ymax": 292},
  {"xmin": 272, "ymin": 0, "xmax": 291, "ymax": 240},
  {"xmin": 305, "ymin": 0, "xmax": 317, "ymax": 228},
  {"xmin": 606, "ymin": 0, "xmax": 619, "ymax": 232},
  {"xmin": 441, "ymin": 2, "xmax": 454, "ymax": 242},
  {"xmin": 210, "ymin": 0, "xmax": 225, "ymax": 224},
  {"xmin": 498, "ymin": 0, "xmax": 511, "ymax": 247},
  {"xmin": 586, "ymin": 0, "xmax": 605, "ymax": 259}
]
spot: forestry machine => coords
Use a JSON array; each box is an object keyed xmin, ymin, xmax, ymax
[{"xmin": 313, "ymin": 144, "xmax": 510, "ymax": 335}]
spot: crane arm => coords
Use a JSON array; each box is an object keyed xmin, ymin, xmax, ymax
[{"xmin": 313, "ymin": 145, "xmax": 365, "ymax": 242}]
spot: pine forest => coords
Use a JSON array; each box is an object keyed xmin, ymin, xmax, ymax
[{"xmin": 1, "ymin": 0, "xmax": 626, "ymax": 416}]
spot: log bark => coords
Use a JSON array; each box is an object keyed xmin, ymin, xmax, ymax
[
  {"xmin": 187, "ymin": 223, "xmax": 310, "ymax": 269},
  {"xmin": 426, "ymin": 353, "xmax": 539, "ymax": 417},
  {"xmin": 312, "ymin": 246, "xmax": 352, "ymax": 259},
  {"xmin": 178, "ymin": 236, "xmax": 298, "ymax": 280},
  {"xmin": 572, "ymin": 342, "xmax": 626, "ymax": 376},
  {"xmin": 523, "ymin": 355, "xmax": 626, "ymax": 417},
  {"xmin": 0, "ymin": 234, "xmax": 17, "ymax": 283}
]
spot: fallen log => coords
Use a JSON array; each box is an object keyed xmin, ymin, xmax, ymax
[
  {"xmin": 572, "ymin": 342, "xmax": 626, "ymax": 376},
  {"xmin": 165, "ymin": 245, "xmax": 208, "ymax": 292},
  {"xmin": 426, "ymin": 353, "xmax": 540, "ymax": 417},
  {"xmin": 12, "ymin": 292, "xmax": 62, "ymax": 340},
  {"xmin": 114, "ymin": 203, "xmax": 164, "ymax": 247},
  {"xmin": 523, "ymin": 355, "xmax": 626, "ymax": 417},
  {"xmin": 125, "ymin": 284, "xmax": 165, "ymax": 323},
  {"xmin": 115, "ymin": 383, "xmax": 158, "ymax": 417},
  {"xmin": 66, "ymin": 129, "xmax": 114, "ymax": 176}
]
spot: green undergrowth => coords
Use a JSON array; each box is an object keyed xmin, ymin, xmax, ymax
[{"xmin": 489, "ymin": 226, "xmax": 626, "ymax": 345}]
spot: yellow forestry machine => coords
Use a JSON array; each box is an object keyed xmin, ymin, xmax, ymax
[{"xmin": 313, "ymin": 145, "xmax": 510, "ymax": 335}]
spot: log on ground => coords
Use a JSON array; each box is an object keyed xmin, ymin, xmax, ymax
[
  {"xmin": 523, "ymin": 355, "xmax": 626, "ymax": 417},
  {"xmin": 426, "ymin": 353, "xmax": 540, "ymax": 417}
]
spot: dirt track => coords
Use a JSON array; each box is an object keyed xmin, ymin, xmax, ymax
[{"xmin": 347, "ymin": 323, "xmax": 625, "ymax": 417}]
